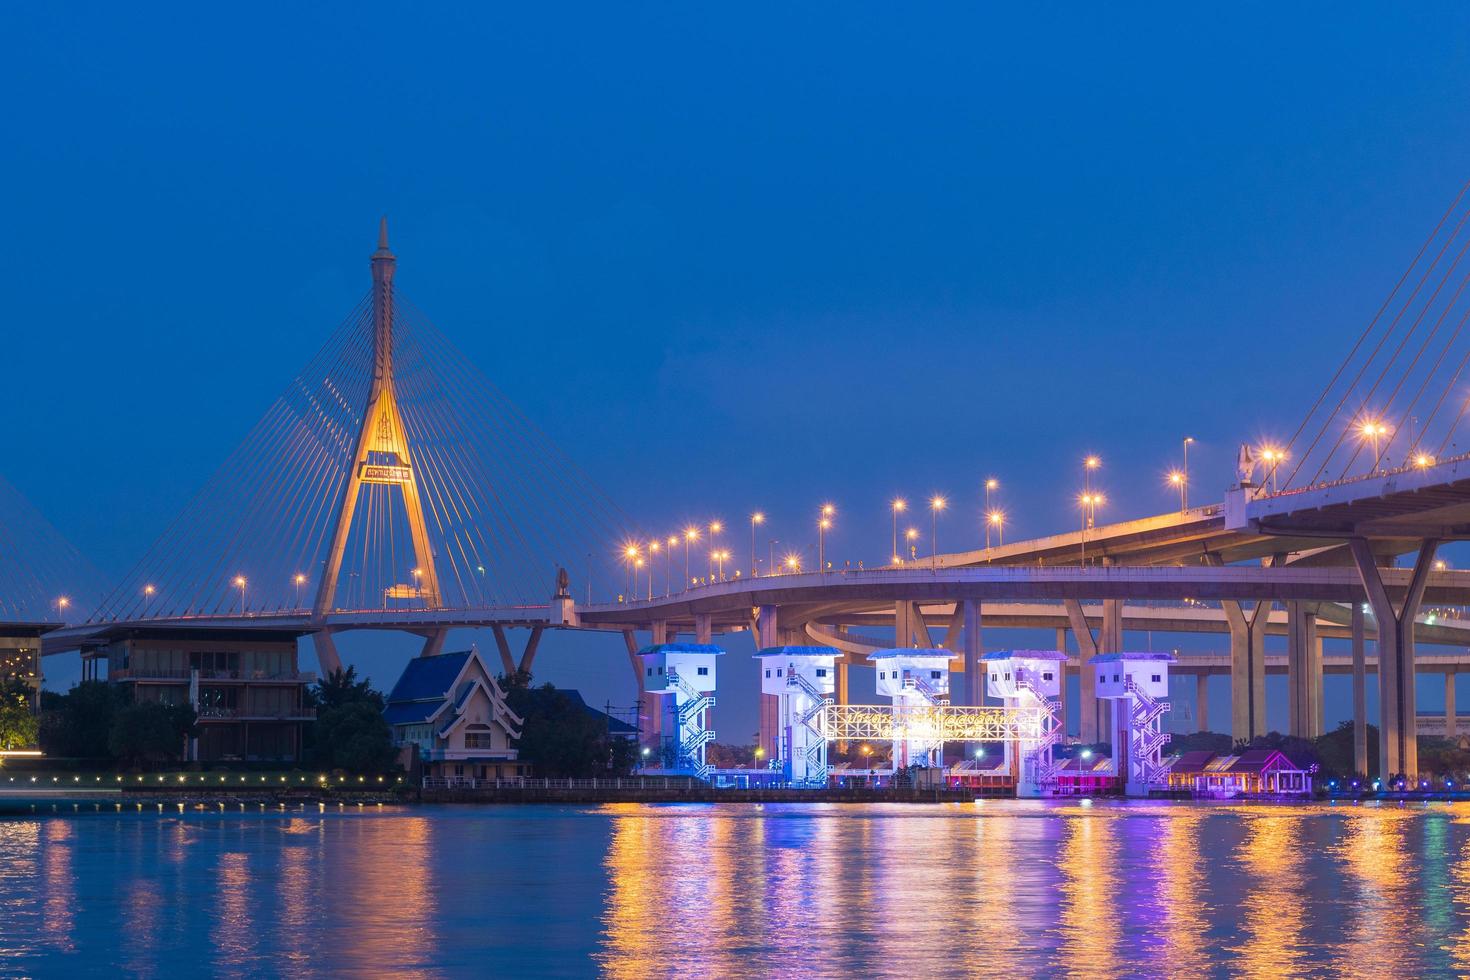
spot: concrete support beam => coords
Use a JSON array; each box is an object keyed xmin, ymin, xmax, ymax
[
  {"xmin": 1352, "ymin": 602, "xmax": 1369, "ymax": 777},
  {"xmin": 1222, "ymin": 598, "xmax": 1270, "ymax": 742},
  {"xmin": 417, "ymin": 628, "xmax": 448, "ymax": 659},
  {"xmin": 491, "ymin": 624, "xmax": 516, "ymax": 677},
  {"xmin": 1350, "ymin": 536, "xmax": 1439, "ymax": 780},
  {"xmin": 694, "ymin": 613, "xmax": 713, "ymax": 645},
  {"xmin": 1286, "ymin": 602, "xmax": 1323, "ymax": 739},
  {"xmin": 1196, "ymin": 673, "xmax": 1210, "ymax": 733},
  {"xmin": 651, "ymin": 620, "xmax": 668, "ymax": 645},
  {"xmin": 756, "ymin": 606, "xmax": 779, "ymax": 757},
  {"xmin": 1064, "ymin": 599, "xmax": 1101, "ymax": 742},
  {"xmin": 624, "ymin": 629, "xmax": 657, "ymax": 752},
  {"xmin": 312, "ymin": 631, "xmax": 343, "ymax": 676},
  {"xmin": 1055, "ymin": 626, "xmax": 1068, "ymax": 735},
  {"xmin": 517, "ymin": 625, "xmax": 544, "ymax": 677},
  {"xmin": 894, "ymin": 601, "xmax": 933, "ymax": 648},
  {"xmin": 1448, "ymin": 670, "xmax": 1458, "ymax": 739},
  {"xmin": 961, "ymin": 600, "xmax": 984, "ymax": 706}
]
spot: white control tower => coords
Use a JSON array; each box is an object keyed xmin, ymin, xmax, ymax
[{"xmin": 756, "ymin": 646, "xmax": 838, "ymax": 786}]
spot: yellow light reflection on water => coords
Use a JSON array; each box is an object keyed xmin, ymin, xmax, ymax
[{"xmin": 1229, "ymin": 811, "xmax": 1308, "ymax": 979}]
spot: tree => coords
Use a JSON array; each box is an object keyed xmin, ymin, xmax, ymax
[
  {"xmin": 39, "ymin": 681, "xmax": 126, "ymax": 760},
  {"xmin": 0, "ymin": 701, "xmax": 37, "ymax": 751},
  {"xmin": 309, "ymin": 666, "xmax": 385, "ymax": 711},
  {"xmin": 108, "ymin": 702, "xmax": 196, "ymax": 767},
  {"xmin": 504, "ymin": 682, "xmax": 638, "ymax": 777},
  {"xmin": 309, "ymin": 702, "xmax": 396, "ymax": 772}
]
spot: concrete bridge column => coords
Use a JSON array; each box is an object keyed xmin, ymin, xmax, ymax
[
  {"xmin": 1350, "ymin": 536, "xmax": 1439, "ymax": 780},
  {"xmin": 624, "ymin": 629, "xmax": 658, "ymax": 754},
  {"xmin": 1063, "ymin": 599, "xmax": 1103, "ymax": 742},
  {"xmin": 312, "ymin": 631, "xmax": 343, "ymax": 676},
  {"xmin": 1286, "ymin": 602, "xmax": 1323, "ymax": 739},
  {"xmin": 1196, "ymin": 673, "xmax": 1210, "ymax": 733},
  {"xmin": 491, "ymin": 624, "xmax": 516, "ymax": 676},
  {"xmin": 1054, "ymin": 626, "xmax": 1068, "ymax": 735},
  {"xmin": 756, "ymin": 606, "xmax": 779, "ymax": 758},
  {"xmin": 1448, "ymin": 670, "xmax": 1458, "ymax": 739},
  {"xmin": 417, "ymin": 628, "xmax": 448, "ymax": 659},
  {"xmin": 1222, "ymin": 598, "xmax": 1270, "ymax": 743},
  {"xmin": 961, "ymin": 600, "xmax": 984, "ymax": 706},
  {"xmin": 1351, "ymin": 602, "xmax": 1369, "ymax": 777},
  {"xmin": 694, "ymin": 613, "xmax": 713, "ymax": 645},
  {"xmin": 651, "ymin": 620, "xmax": 668, "ymax": 645}
]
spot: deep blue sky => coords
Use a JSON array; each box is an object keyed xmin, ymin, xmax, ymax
[{"xmin": 6, "ymin": 5, "xmax": 1470, "ymax": 735}]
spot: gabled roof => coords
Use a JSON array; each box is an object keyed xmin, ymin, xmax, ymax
[
  {"xmin": 1226, "ymin": 748, "xmax": 1299, "ymax": 773},
  {"xmin": 1169, "ymin": 750, "xmax": 1219, "ymax": 773},
  {"xmin": 385, "ymin": 650, "xmax": 473, "ymax": 706}
]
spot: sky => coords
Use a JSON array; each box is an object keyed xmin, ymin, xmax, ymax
[{"xmin": 5, "ymin": 5, "xmax": 1470, "ymax": 738}]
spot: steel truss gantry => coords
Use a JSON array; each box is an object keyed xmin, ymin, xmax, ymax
[{"xmin": 816, "ymin": 704, "xmax": 1047, "ymax": 743}]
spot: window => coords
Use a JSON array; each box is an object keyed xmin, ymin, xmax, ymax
[
  {"xmin": 1151, "ymin": 674, "xmax": 1161, "ymax": 683},
  {"xmin": 453, "ymin": 764, "xmax": 464, "ymax": 776},
  {"xmin": 930, "ymin": 671, "xmax": 941, "ymax": 680},
  {"xmin": 879, "ymin": 671, "xmax": 886, "ymax": 680},
  {"xmin": 816, "ymin": 669, "xmax": 827, "ymax": 678},
  {"xmin": 646, "ymin": 667, "xmax": 653, "ymax": 677},
  {"xmin": 1043, "ymin": 672, "xmax": 1054, "ymax": 681},
  {"xmin": 1004, "ymin": 672, "xmax": 1011, "ymax": 680},
  {"xmin": 658, "ymin": 666, "xmax": 664, "ymax": 674},
  {"xmin": 1113, "ymin": 674, "xmax": 1120, "ymax": 682},
  {"xmin": 1125, "ymin": 674, "xmax": 1132, "ymax": 684},
  {"xmin": 697, "ymin": 666, "xmax": 709, "ymax": 676},
  {"xmin": 776, "ymin": 668, "xmax": 783, "ymax": 677},
  {"xmin": 765, "ymin": 669, "xmax": 771, "ymax": 678},
  {"xmin": 465, "ymin": 732, "xmax": 496, "ymax": 749}
]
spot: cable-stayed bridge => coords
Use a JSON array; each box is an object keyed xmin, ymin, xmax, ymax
[{"xmin": 27, "ymin": 186, "xmax": 1470, "ymax": 780}]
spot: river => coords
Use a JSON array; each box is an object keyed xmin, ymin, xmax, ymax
[{"xmin": 1, "ymin": 799, "xmax": 1467, "ymax": 977}]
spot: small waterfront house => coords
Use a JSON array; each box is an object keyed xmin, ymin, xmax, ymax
[
  {"xmin": 1168, "ymin": 748, "xmax": 1313, "ymax": 798},
  {"xmin": 383, "ymin": 646, "xmax": 527, "ymax": 781}
]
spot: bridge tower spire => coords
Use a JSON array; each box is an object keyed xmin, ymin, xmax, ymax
[{"xmin": 313, "ymin": 219, "xmax": 443, "ymax": 630}]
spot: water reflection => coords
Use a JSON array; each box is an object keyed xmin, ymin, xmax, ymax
[
  {"xmin": 1053, "ymin": 808, "xmax": 1119, "ymax": 978},
  {"xmin": 1229, "ymin": 812, "xmax": 1307, "ymax": 978},
  {"xmin": 1332, "ymin": 805, "xmax": 1419, "ymax": 970},
  {"xmin": 1148, "ymin": 811, "xmax": 1211, "ymax": 978}
]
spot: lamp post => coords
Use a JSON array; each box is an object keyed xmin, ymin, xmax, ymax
[
  {"xmin": 707, "ymin": 521, "xmax": 723, "ymax": 578},
  {"xmin": 906, "ymin": 527, "xmax": 919, "ymax": 561},
  {"xmin": 818, "ymin": 505, "xmax": 835, "ymax": 572},
  {"xmin": 1182, "ymin": 438, "xmax": 1194, "ymax": 510},
  {"xmin": 1259, "ymin": 447, "xmax": 1285, "ymax": 493},
  {"xmin": 750, "ymin": 513, "xmax": 764, "ymax": 577},
  {"xmin": 987, "ymin": 510, "xmax": 1005, "ymax": 549},
  {"xmin": 1078, "ymin": 494, "xmax": 1104, "ymax": 564},
  {"xmin": 983, "ymin": 479, "xmax": 998, "ymax": 549},
  {"xmin": 929, "ymin": 495, "xmax": 946, "ymax": 570},
  {"xmin": 233, "ymin": 575, "xmax": 247, "ymax": 615},
  {"xmin": 891, "ymin": 498, "xmax": 907, "ymax": 565},
  {"xmin": 55, "ymin": 595, "xmax": 69, "ymax": 623},
  {"xmin": 293, "ymin": 573, "xmax": 306, "ymax": 609},
  {"xmin": 648, "ymin": 541, "xmax": 660, "ymax": 595},
  {"xmin": 769, "ymin": 539, "xmax": 778, "ymax": 575},
  {"xmin": 683, "ymin": 527, "xmax": 699, "ymax": 591},
  {"xmin": 666, "ymin": 536, "xmax": 676, "ymax": 595},
  {"xmin": 1360, "ymin": 420, "xmax": 1389, "ymax": 473},
  {"xmin": 143, "ymin": 584, "xmax": 156, "ymax": 617},
  {"xmin": 1168, "ymin": 470, "xmax": 1185, "ymax": 511},
  {"xmin": 623, "ymin": 545, "xmax": 639, "ymax": 600}
]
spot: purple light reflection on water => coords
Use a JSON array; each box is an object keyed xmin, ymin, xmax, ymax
[{"xmin": 1, "ymin": 800, "xmax": 1469, "ymax": 976}]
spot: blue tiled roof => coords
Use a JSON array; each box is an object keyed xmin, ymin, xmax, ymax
[
  {"xmin": 384, "ymin": 650, "xmax": 471, "ymax": 707},
  {"xmin": 867, "ymin": 647, "xmax": 951, "ymax": 660},
  {"xmin": 982, "ymin": 649, "xmax": 1068, "ymax": 661},
  {"xmin": 755, "ymin": 645, "xmax": 839, "ymax": 659},
  {"xmin": 383, "ymin": 701, "xmax": 439, "ymax": 726},
  {"xmin": 1087, "ymin": 651, "xmax": 1178, "ymax": 664},
  {"xmin": 558, "ymin": 689, "xmax": 639, "ymax": 735},
  {"xmin": 636, "ymin": 643, "xmax": 724, "ymax": 657}
]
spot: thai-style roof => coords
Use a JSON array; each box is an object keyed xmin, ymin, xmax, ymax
[
  {"xmin": 1169, "ymin": 750, "xmax": 1219, "ymax": 774},
  {"xmin": 382, "ymin": 650, "xmax": 474, "ymax": 726},
  {"xmin": 754, "ymin": 645, "xmax": 839, "ymax": 659}
]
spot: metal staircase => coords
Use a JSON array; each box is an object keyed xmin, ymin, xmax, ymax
[
  {"xmin": 1016, "ymin": 679, "xmax": 1063, "ymax": 786},
  {"xmin": 1122, "ymin": 679, "xmax": 1172, "ymax": 787},
  {"xmin": 787, "ymin": 669, "xmax": 834, "ymax": 783},
  {"xmin": 907, "ymin": 674, "xmax": 949, "ymax": 706},
  {"xmin": 666, "ymin": 667, "xmax": 716, "ymax": 779}
]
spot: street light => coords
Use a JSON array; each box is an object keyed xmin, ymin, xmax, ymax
[
  {"xmin": 623, "ymin": 544, "xmax": 639, "ymax": 599},
  {"xmin": 891, "ymin": 498, "xmax": 907, "ymax": 565},
  {"xmin": 233, "ymin": 575, "xmax": 247, "ymax": 615},
  {"xmin": 683, "ymin": 527, "xmax": 699, "ymax": 590},
  {"xmin": 665, "ymin": 536, "xmax": 677, "ymax": 595},
  {"xmin": 785, "ymin": 553, "xmax": 802, "ymax": 573},
  {"xmin": 987, "ymin": 510, "xmax": 1005, "ymax": 548},
  {"xmin": 1360, "ymin": 419, "xmax": 1390, "ymax": 472},
  {"xmin": 750, "ymin": 513, "xmax": 764, "ymax": 577},
  {"xmin": 818, "ymin": 507, "xmax": 834, "ymax": 572},
  {"xmin": 1258, "ymin": 447, "xmax": 1286, "ymax": 493},
  {"xmin": 906, "ymin": 527, "xmax": 919, "ymax": 562},
  {"xmin": 707, "ymin": 520, "xmax": 724, "ymax": 577},
  {"xmin": 1182, "ymin": 437, "xmax": 1194, "ymax": 510},
  {"xmin": 1078, "ymin": 493, "xmax": 1104, "ymax": 563},
  {"xmin": 1416, "ymin": 453, "xmax": 1436, "ymax": 469},
  {"xmin": 983, "ymin": 480, "xmax": 999, "ymax": 548},
  {"xmin": 142, "ymin": 584, "xmax": 156, "ymax": 616},
  {"xmin": 293, "ymin": 573, "xmax": 306, "ymax": 608},
  {"xmin": 1167, "ymin": 470, "xmax": 1186, "ymax": 511},
  {"xmin": 55, "ymin": 595, "xmax": 70, "ymax": 622},
  {"xmin": 929, "ymin": 495, "xmax": 946, "ymax": 569}
]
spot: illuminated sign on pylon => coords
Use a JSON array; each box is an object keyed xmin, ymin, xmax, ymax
[{"xmin": 359, "ymin": 463, "xmax": 413, "ymax": 484}]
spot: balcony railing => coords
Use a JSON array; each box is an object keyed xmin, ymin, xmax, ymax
[
  {"xmin": 109, "ymin": 668, "xmax": 317, "ymax": 683},
  {"xmin": 422, "ymin": 776, "xmax": 702, "ymax": 791},
  {"xmin": 197, "ymin": 706, "xmax": 317, "ymax": 721}
]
